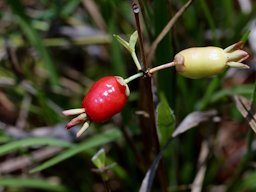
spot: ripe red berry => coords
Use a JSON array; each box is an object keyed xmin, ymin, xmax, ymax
[
  {"xmin": 82, "ymin": 76, "xmax": 129, "ymax": 123},
  {"xmin": 63, "ymin": 76, "xmax": 129, "ymax": 137}
]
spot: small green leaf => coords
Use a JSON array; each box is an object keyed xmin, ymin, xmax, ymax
[
  {"xmin": 129, "ymin": 31, "xmax": 138, "ymax": 52},
  {"xmin": 113, "ymin": 34, "xmax": 131, "ymax": 53},
  {"xmin": 157, "ymin": 93, "xmax": 175, "ymax": 146},
  {"xmin": 241, "ymin": 30, "xmax": 251, "ymax": 43},
  {"xmin": 113, "ymin": 31, "xmax": 138, "ymax": 53},
  {"xmin": 30, "ymin": 128, "xmax": 121, "ymax": 173},
  {"xmin": 91, "ymin": 148, "xmax": 106, "ymax": 169},
  {"xmin": 0, "ymin": 137, "xmax": 73, "ymax": 156},
  {"xmin": 114, "ymin": 31, "xmax": 141, "ymax": 70},
  {"xmin": 0, "ymin": 177, "xmax": 67, "ymax": 192}
]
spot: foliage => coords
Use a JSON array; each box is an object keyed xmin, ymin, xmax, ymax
[{"xmin": 0, "ymin": 0, "xmax": 256, "ymax": 191}]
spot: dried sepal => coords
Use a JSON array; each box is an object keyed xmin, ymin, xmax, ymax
[
  {"xmin": 224, "ymin": 41, "xmax": 244, "ymax": 53},
  {"xmin": 63, "ymin": 109, "xmax": 90, "ymax": 137},
  {"xmin": 226, "ymin": 62, "xmax": 249, "ymax": 69},
  {"xmin": 64, "ymin": 113, "xmax": 87, "ymax": 130},
  {"xmin": 76, "ymin": 122, "xmax": 90, "ymax": 138},
  {"xmin": 62, "ymin": 108, "xmax": 85, "ymax": 116}
]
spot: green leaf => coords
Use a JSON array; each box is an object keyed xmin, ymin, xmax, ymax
[
  {"xmin": 113, "ymin": 31, "xmax": 138, "ymax": 53},
  {"xmin": 6, "ymin": 0, "xmax": 58, "ymax": 87},
  {"xmin": 113, "ymin": 34, "xmax": 131, "ymax": 53},
  {"xmin": 196, "ymin": 76, "xmax": 221, "ymax": 110},
  {"xmin": 0, "ymin": 177, "xmax": 67, "ymax": 192},
  {"xmin": 241, "ymin": 30, "xmax": 251, "ymax": 43},
  {"xmin": 129, "ymin": 31, "xmax": 138, "ymax": 52},
  {"xmin": 157, "ymin": 93, "xmax": 175, "ymax": 146},
  {"xmin": 91, "ymin": 148, "xmax": 106, "ymax": 169},
  {"xmin": 113, "ymin": 31, "xmax": 141, "ymax": 70},
  {"xmin": 30, "ymin": 128, "xmax": 122, "ymax": 173},
  {"xmin": 0, "ymin": 137, "xmax": 73, "ymax": 156},
  {"xmin": 210, "ymin": 84, "xmax": 254, "ymax": 104},
  {"xmin": 199, "ymin": 0, "xmax": 219, "ymax": 45},
  {"xmin": 233, "ymin": 171, "xmax": 256, "ymax": 192},
  {"xmin": 61, "ymin": 0, "xmax": 81, "ymax": 17}
]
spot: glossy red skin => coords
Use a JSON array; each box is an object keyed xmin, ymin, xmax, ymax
[{"xmin": 82, "ymin": 76, "xmax": 128, "ymax": 123}]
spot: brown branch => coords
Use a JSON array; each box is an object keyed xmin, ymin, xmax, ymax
[
  {"xmin": 132, "ymin": 1, "xmax": 147, "ymax": 69},
  {"xmin": 131, "ymin": 1, "xmax": 168, "ymax": 191},
  {"xmin": 146, "ymin": 0, "xmax": 193, "ymax": 65}
]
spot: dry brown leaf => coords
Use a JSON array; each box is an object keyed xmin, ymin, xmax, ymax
[
  {"xmin": 0, "ymin": 147, "xmax": 62, "ymax": 174},
  {"xmin": 172, "ymin": 110, "xmax": 217, "ymax": 137},
  {"xmin": 233, "ymin": 95, "xmax": 256, "ymax": 133},
  {"xmin": 191, "ymin": 141, "xmax": 209, "ymax": 192}
]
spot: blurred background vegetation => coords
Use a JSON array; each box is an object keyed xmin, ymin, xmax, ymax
[{"xmin": 0, "ymin": 0, "xmax": 256, "ymax": 191}]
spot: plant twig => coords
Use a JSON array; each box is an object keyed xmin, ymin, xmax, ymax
[
  {"xmin": 103, "ymin": 178, "xmax": 111, "ymax": 192},
  {"xmin": 131, "ymin": 1, "xmax": 168, "ymax": 191},
  {"xmin": 148, "ymin": 61, "xmax": 175, "ymax": 75},
  {"xmin": 147, "ymin": 0, "xmax": 193, "ymax": 65},
  {"xmin": 123, "ymin": 62, "xmax": 176, "ymax": 84},
  {"xmin": 132, "ymin": 1, "xmax": 147, "ymax": 69},
  {"xmin": 124, "ymin": 72, "xmax": 143, "ymax": 84}
]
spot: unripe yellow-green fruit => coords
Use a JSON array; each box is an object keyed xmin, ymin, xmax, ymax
[{"xmin": 174, "ymin": 42, "xmax": 249, "ymax": 79}]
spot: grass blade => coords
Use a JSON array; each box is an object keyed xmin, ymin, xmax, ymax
[
  {"xmin": 0, "ymin": 137, "xmax": 73, "ymax": 156},
  {"xmin": 199, "ymin": 0, "xmax": 219, "ymax": 45},
  {"xmin": 210, "ymin": 84, "xmax": 254, "ymax": 103},
  {"xmin": 61, "ymin": 0, "xmax": 80, "ymax": 17},
  {"xmin": 233, "ymin": 172, "xmax": 256, "ymax": 192},
  {"xmin": 30, "ymin": 128, "xmax": 122, "ymax": 173},
  {"xmin": 0, "ymin": 177, "xmax": 67, "ymax": 192},
  {"xmin": 6, "ymin": 0, "xmax": 59, "ymax": 86},
  {"xmin": 196, "ymin": 76, "xmax": 221, "ymax": 110}
]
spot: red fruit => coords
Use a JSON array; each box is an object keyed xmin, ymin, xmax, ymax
[
  {"xmin": 82, "ymin": 76, "xmax": 129, "ymax": 123},
  {"xmin": 63, "ymin": 76, "xmax": 129, "ymax": 137}
]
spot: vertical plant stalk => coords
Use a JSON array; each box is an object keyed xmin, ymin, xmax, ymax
[
  {"xmin": 131, "ymin": 1, "xmax": 167, "ymax": 191},
  {"xmin": 132, "ymin": 1, "xmax": 147, "ymax": 69},
  {"xmin": 102, "ymin": 177, "xmax": 111, "ymax": 192}
]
